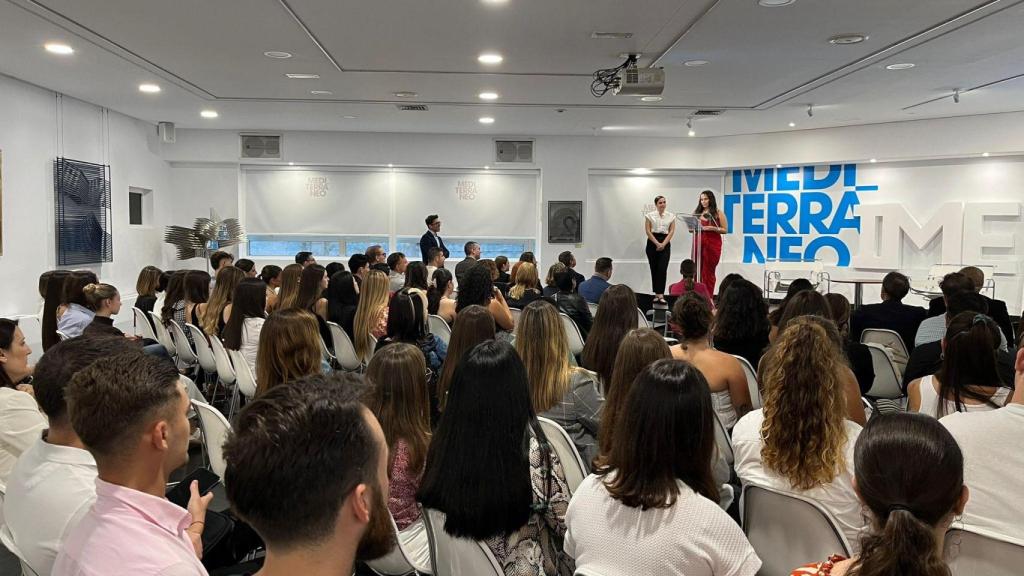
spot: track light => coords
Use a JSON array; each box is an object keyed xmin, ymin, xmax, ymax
[
  {"xmin": 686, "ymin": 118, "xmax": 695, "ymax": 137},
  {"xmin": 807, "ymin": 104, "xmax": 814, "ymax": 118},
  {"xmin": 953, "ymin": 89, "xmax": 960, "ymax": 104}
]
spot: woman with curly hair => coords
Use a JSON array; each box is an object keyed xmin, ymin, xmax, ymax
[
  {"xmin": 711, "ymin": 278, "xmax": 770, "ymax": 369},
  {"xmin": 732, "ymin": 315, "xmax": 866, "ymax": 551}
]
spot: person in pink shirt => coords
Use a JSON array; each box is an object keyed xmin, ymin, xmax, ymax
[
  {"xmin": 224, "ymin": 372, "xmax": 395, "ymax": 576},
  {"xmin": 668, "ymin": 259, "xmax": 713, "ymax": 304},
  {"xmin": 53, "ymin": 350, "xmax": 213, "ymax": 576}
]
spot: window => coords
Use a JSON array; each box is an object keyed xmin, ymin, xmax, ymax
[
  {"xmin": 128, "ymin": 187, "xmax": 152, "ymax": 226},
  {"xmin": 395, "ymin": 237, "xmax": 535, "ymax": 261},
  {"xmin": 247, "ymin": 235, "xmax": 390, "ymax": 258}
]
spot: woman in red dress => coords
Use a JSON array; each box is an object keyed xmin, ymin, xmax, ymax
[{"xmin": 693, "ymin": 190, "xmax": 727, "ymax": 296}]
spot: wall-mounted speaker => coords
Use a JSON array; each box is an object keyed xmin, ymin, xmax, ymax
[{"xmin": 158, "ymin": 122, "xmax": 176, "ymax": 144}]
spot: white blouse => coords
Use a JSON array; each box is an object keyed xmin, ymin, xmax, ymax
[{"xmin": 646, "ymin": 210, "xmax": 675, "ymax": 234}]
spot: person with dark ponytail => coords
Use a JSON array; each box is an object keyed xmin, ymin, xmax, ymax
[
  {"xmin": 56, "ymin": 271, "xmax": 99, "ymax": 338},
  {"xmin": 907, "ymin": 311, "xmax": 1010, "ymax": 418},
  {"xmin": 668, "ymin": 258, "xmax": 713, "ymax": 302},
  {"xmin": 427, "ymin": 268, "xmax": 456, "ymax": 323},
  {"xmin": 40, "ymin": 270, "xmax": 71, "ymax": 351},
  {"xmin": 791, "ymin": 413, "xmax": 967, "ymax": 576}
]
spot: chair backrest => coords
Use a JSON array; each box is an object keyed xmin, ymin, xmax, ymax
[
  {"xmin": 180, "ymin": 375, "xmax": 207, "ymax": 403},
  {"xmin": 864, "ymin": 342, "xmax": 903, "ymax": 399},
  {"xmin": 422, "ymin": 508, "xmax": 504, "ymax": 576},
  {"xmin": 428, "ymin": 314, "xmax": 452, "ymax": 346},
  {"xmin": 365, "ymin": 512, "xmax": 432, "ymax": 576},
  {"xmin": 168, "ymin": 320, "xmax": 198, "ymax": 365},
  {"xmin": 731, "ymin": 354, "xmax": 761, "ymax": 410},
  {"xmin": 861, "ymin": 328, "xmax": 909, "ymax": 374},
  {"xmin": 713, "ymin": 411, "xmax": 734, "ymax": 467},
  {"xmin": 133, "ymin": 306, "xmax": 157, "ymax": 341},
  {"xmin": 55, "ymin": 330, "xmax": 70, "ymax": 342},
  {"xmin": 147, "ymin": 311, "xmax": 177, "ymax": 356},
  {"xmin": 587, "ymin": 302, "xmax": 599, "ymax": 317},
  {"xmin": 742, "ymin": 484, "xmax": 853, "ymax": 576},
  {"xmin": 319, "ymin": 336, "xmax": 335, "ymax": 364},
  {"xmin": 186, "ymin": 323, "xmax": 218, "ymax": 374},
  {"xmin": 328, "ymin": 321, "xmax": 364, "ymax": 372},
  {"xmin": 508, "ymin": 307, "xmax": 522, "ymax": 326},
  {"xmin": 227, "ymin": 349, "xmax": 258, "ymax": 400},
  {"xmin": 945, "ymin": 529, "xmax": 1024, "ymax": 576},
  {"xmin": 208, "ymin": 335, "xmax": 237, "ymax": 385},
  {"xmin": 537, "ymin": 417, "xmax": 587, "ymax": 494},
  {"xmin": 560, "ymin": 313, "xmax": 585, "ymax": 356},
  {"xmin": 191, "ymin": 400, "xmax": 231, "ymax": 478},
  {"xmin": 636, "ymin": 307, "xmax": 651, "ymax": 329}
]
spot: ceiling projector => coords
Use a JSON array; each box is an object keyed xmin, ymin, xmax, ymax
[{"xmin": 591, "ymin": 54, "xmax": 665, "ymax": 97}]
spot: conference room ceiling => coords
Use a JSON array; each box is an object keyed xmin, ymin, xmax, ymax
[{"xmin": 2, "ymin": 0, "xmax": 1024, "ymax": 138}]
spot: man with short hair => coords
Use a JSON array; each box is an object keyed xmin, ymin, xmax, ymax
[
  {"xmin": 296, "ymin": 251, "xmax": 317, "ymax": 267},
  {"xmin": 210, "ymin": 251, "xmax": 234, "ymax": 273},
  {"xmin": 927, "ymin": 266, "xmax": 1014, "ymax": 346},
  {"xmin": 578, "ymin": 257, "xmax": 614, "ymax": 304},
  {"xmin": 425, "ymin": 247, "xmax": 446, "ymax": 279},
  {"xmin": 53, "ymin": 350, "xmax": 212, "ymax": 575},
  {"xmin": 558, "ymin": 251, "xmax": 586, "ymax": 293},
  {"xmin": 419, "ymin": 215, "xmax": 450, "ymax": 263},
  {"xmin": 849, "ymin": 271, "xmax": 927, "ymax": 353},
  {"xmin": 5, "ymin": 336, "xmax": 134, "ymax": 575},
  {"xmin": 914, "ymin": 272, "xmax": 1008, "ymax": 349},
  {"xmin": 365, "ymin": 245, "xmax": 386, "ymax": 265},
  {"xmin": 348, "ymin": 254, "xmax": 370, "ymax": 282},
  {"xmin": 454, "ymin": 241, "xmax": 481, "ymax": 285},
  {"xmin": 387, "ymin": 252, "xmax": 408, "ymax": 292},
  {"xmin": 224, "ymin": 373, "xmax": 393, "ymax": 576}
]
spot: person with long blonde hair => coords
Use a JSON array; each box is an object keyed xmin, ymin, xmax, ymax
[
  {"xmin": 732, "ymin": 315, "xmax": 866, "ymax": 550},
  {"xmin": 515, "ymin": 299, "xmax": 602, "ymax": 467},
  {"xmin": 254, "ymin": 308, "xmax": 323, "ymax": 396},
  {"xmin": 598, "ymin": 328, "xmax": 671, "ymax": 460},
  {"xmin": 198, "ymin": 266, "xmax": 244, "ymax": 337},
  {"xmin": 364, "ymin": 343, "xmax": 432, "ymax": 567},
  {"xmin": 271, "ymin": 263, "xmax": 303, "ymax": 311},
  {"xmin": 506, "ymin": 262, "xmax": 543, "ymax": 309},
  {"xmin": 353, "ymin": 270, "xmax": 390, "ymax": 361}
]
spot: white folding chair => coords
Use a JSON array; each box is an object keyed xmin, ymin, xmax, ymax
[
  {"xmin": 861, "ymin": 328, "xmax": 909, "ymax": 377},
  {"xmin": 560, "ymin": 313, "xmax": 585, "ymax": 357},
  {"xmin": 320, "ymin": 336, "xmax": 336, "ymax": 366},
  {"xmin": 181, "ymin": 374, "xmax": 207, "ymax": 403},
  {"xmin": 366, "ymin": 513, "xmax": 433, "ymax": 576},
  {"xmin": 537, "ymin": 417, "xmax": 588, "ymax": 494},
  {"xmin": 422, "ymin": 508, "xmax": 504, "ymax": 576},
  {"xmin": 0, "ymin": 522, "xmax": 40, "ymax": 576},
  {"xmin": 635, "ymin": 307, "xmax": 651, "ymax": 329},
  {"xmin": 731, "ymin": 354, "xmax": 761, "ymax": 410},
  {"xmin": 168, "ymin": 320, "xmax": 198, "ymax": 371},
  {"xmin": 587, "ymin": 302, "xmax": 599, "ymax": 317},
  {"xmin": 328, "ymin": 321, "xmax": 365, "ymax": 372},
  {"xmin": 55, "ymin": 330, "xmax": 70, "ymax": 342},
  {"xmin": 742, "ymin": 484, "xmax": 853, "ymax": 576},
  {"xmin": 864, "ymin": 342, "xmax": 904, "ymax": 404},
  {"xmin": 508, "ymin": 307, "xmax": 522, "ymax": 326},
  {"xmin": 946, "ymin": 529, "xmax": 1024, "ymax": 576},
  {"xmin": 208, "ymin": 336, "xmax": 240, "ymax": 418},
  {"xmin": 713, "ymin": 412, "xmax": 734, "ymax": 467},
  {"xmin": 191, "ymin": 400, "xmax": 231, "ymax": 479},
  {"xmin": 428, "ymin": 315, "xmax": 452, "ymax": 347},
  {"xmin": 227, "ymin": 349, "xmax": 258, "ymax": 401},
  {"xmin": 147, "ymin": 311, "xmax": 177, "ymax": 359},
  {"xmin": 186, "ymin": 323, "xmax": 218, "ymax": 382},
  {"xmin": 133, "ymin": 306, "xmax": 157, "ymax": 341}
]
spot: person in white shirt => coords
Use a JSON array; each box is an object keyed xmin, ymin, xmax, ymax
[
  {"xmin": 387, "ymin": 252, "xmax": 408, "ymax": 292},
  {"xmin": 643, "ymin": 196, "xmax": 676, "ymax": 304},
  {"xmin": 941, "ymin": 346, "xmax": 1024, "ymax": 545},
  {"xmin": 223, "ymin": 278, "xmax": 268, "ymax": 377},
  {"xmin": 4, "ymin": 336, "xmax": 133, "ymax": 575},
  {"xmin": 732, "ymin": 316, "xmax": 866, "ymax": 551},
  {"xmin": 0, "ymin": 319, "xmax": 47, "ymax": 491},
  {"xmin": 566, "ymin": 359, "xmax": 761, "ymax": 576}
]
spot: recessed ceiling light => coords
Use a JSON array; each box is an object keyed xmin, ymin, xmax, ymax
[
  {"xmin": 479, "ymin": 117, "xmax": 495, "ymax": 124},
  {"xmin": 776, "ymin": 164, "xmax": 783, "ymax": 168},
  {"xmin": 683, "ymin": 60, "xmax": 709, "ymax": 67},
  {"xmin": 388, "ymin": 163, "xmax": 394, "ymax": 168},
  {"xmin": 393, "ymin": 91, "xmax": 418, "ymax": 98},
  {"xmin": 870, "ymin": 158, "xmax": 877, "ymax": 163},
  {"xmin": 788, "ymin": 122, "xmax": 796, "ymax": 127},
  {"xmin": 829, "ymin": 34, "xmax": 868, "ymax": 45},
  {"xmin": 591, "ymin": 32, "xmax": 634, "ymax": 39},
  {"xmin": 264, "ymin": 51, "xmax": 293, "ymax": 59},
  {"xmin": 630, "ymin": 168, "xmax": 652, "ymax": 175},
  {"xmin": 200, "ymin": 110, "xmax": 219, "ymax": 119},
  {"xmin": 484, "ymin": 165, "xmax": 491, "ymax": 170},
  {"xmin": 285, "ymin": 73, "xmax": 320, "ymax": 79},
  {"xmin": 759, "ymin": 0, "xmax": 796, "ymax": 5},
  {"xmin": 342, "ymin": 115, "xmax": 358, "ymax": 119},
  {"xmin": 640, "ymin": 96, "xmax": 663, "ymax": 102},
  {"xmin": 288, "ymin": 162, "xmax": 295, "ymax": 166},
  {"xmin": 885, "ymin": 63, "xmax": 915, "ymax": 70},
  {"xmin": 44, "ymin": 42, "xmax": 74, "ymax": 55},
  {"xmin": 138, "ymin": 84, "xmax": 161, "ymax": 93},
  {"xmin": 310, "ymin": 90, "xmax": 333, "ymax": 95},
  {"xmin": 982, "ymin": 152, "xmax": 991, "ymax": 157},
  {"xmin": 478, "ymin": 91, "xmax": 500, "ymax": 100},
  {"xmin": 478, "ymin": 53, "xmax": 504, "ymax": 65},
  {"xmin": 601, "ymin": 125, "xmax": 627, "ymax": 131}
]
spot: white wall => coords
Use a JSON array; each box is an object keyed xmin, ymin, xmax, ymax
[{"xmin": 0, "ymin": 74, "xmax": 171, "ymax": 348}]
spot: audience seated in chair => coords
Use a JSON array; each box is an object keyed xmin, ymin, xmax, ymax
[
  {"xmin": 424, "ymin": 246, "xmax": 447, "ymax": 281},
  {"xmin": 387, "ymin": 252, "xmax": 408, "ymax": 292},
  {"xmin": 516, "ymin": 299, "xmax": 603, "ymax": 468},
  {"xmin": 348, "ymin": 254, "xmax": 370, "ymax": 283},
  {"xmin": 404, "ymin": 261, "xmax": 430, "ymax": 292},
  {"xmin": 916, "ymin": 272, "xmax": 1008, "ymax": 351},
  {"xmin": 669, "ymin": 293, "xmax": 752, "ymax": 428},
  {"xmin": 543, "ymin": 262, "xmax": 567, "ymax": 298},
  {"xmin": 364, "ymin": 344, "xmax": 433, "ymax": 569},
  {"xmin": 436, "ymin": 305, "xmax": 495, "ymax": 413},
  {"xmin": 767, "ymin": 277, "xmax": 814, "ymax": 340},
  {"xmin": 942, "ymin": 347, "xmax": 1024, "ymax": 546},
  {"xmin": 580, "ymin": 285, "xmax": 640, "ymax": 386},
  {"xmin": 0, "ymin": 319, "xmax": 48, "ymax": 491},
  {"xmin": 907, "ymin": 312, "xmax": 1010, "ymax": 418},
  {"xmin": 134, "ymin": 266, "xmax": 163, "ymax": 315},
  {"xmin": 57, "ymin": 271, "xmax": 99, "ymax": 339},
  {"xmin": 258, "ymin": 265, "xmax": 282, "ymax": 314},
  {"xmin": 40, "ymin": 269, "xmax": 72, "ymax": 352},
  {"xmin": 53, "ymin": 349, "xmax": 214, "ymax": 575},
  {"xmin": 418, "ymin": 340, "xmax": 574, "ymax": 576},
  {"xmin": 558, "ymin": 251, "xmax": 586, "ymax": 293},
  {"xmin": 456, "ymin": 264, "xmax": 514, "ymax": 332},
  {"xmin": 733, "ymin": 316, "xmax": 867, "ymax": 551},
  {"xmin": 566, "ymin": 359, "xmax": 761, "ymax": 576},
  {"xmin": 510, "ymin": 251, "xmax": 536, "ymax": 285},
  {"xmin": 377, "ymin": 289, "xmax": 448, "ymax": 384},
  {"xmin": 552, "ymin": 271, "xmax": 593, "ymax": 340},
  {"xmin": 598, "ymin": 328, "xmax": 671, "ymax": 460},
  {"xmin": 495, "ymin": 255, "xmax": 511, "ymax": 285},
  {"xmin": 427, "ymin": 267, "xmax": 457, "ymax": 324},
  {"xmin": 578, "ymin": 257, "xmax": 614, "ymax": 305},
  {"xmin": 81, "ymin": 282, "xmax": 168, "ymax": 358},
  {"xmin": 711, "ymin": 278, "xmax": 771, "ymax": 370},
  {"xmin": 255, "ymin": 308, "xmax": 324, "ymax": 397},
  {"xmin": 326, "ymin": 270, "xmax": 360, "ymax": 341},
  {"xmin": 506, "ymin": 262, "xmax": 544, "ymax": 309},
  {"xmin": 455, "ymin": 241, "xmax": 481, "ymax": 285},
  {"xmin": 5, "ymin": 336, "xmax": 134, "ymax": 575},
  {"xmin": 668, "ymin": 258, "xmax": 713, "ymax": 303},
  {"xmin": 849, "ymin": 271, "xmax": 926, "ymax": 353},
  {"xmin": 222, "ymin": 278, "xmax": 267, "ymax": 377},
  {"xmin": 823, "ymin": 292, "xmax": 876, "ymax": 395},
  {"xmin": 926, "ymin": 266, "xmax": 1014, "ymax": 347},
  {"xmin": 792, "ymin": 413, "xmax": 967, "ymax": 576},
  {"xmin": 199, "ymin": 266, "xmax": 244, "ymax": 338},
  {"xmin": 353, "ymin": 270, "xmax": 391, "ymax": 361},
  {"xmin": 224, "ymin": 373, "xmax": 395, "ymax": 576},
  {"xmin": 272, "ymin": 264, "xmax": 303, "ymax": 312},
  {"xmin": 296, "ymin": 264, "xmax": 332, "ymax": 350}
]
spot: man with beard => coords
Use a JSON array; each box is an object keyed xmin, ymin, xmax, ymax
[{"xmin": 223, "ymin": 372, "xmax": 393, "ymax": 575}]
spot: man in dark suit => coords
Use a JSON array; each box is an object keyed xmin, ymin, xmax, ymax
[
  {"xmin": 849, "ymin": 271, "xmax": 927, "ymax": 353},
  {"xmin": 419, "ymin": 214, "xmax": 450, "ymax": 263},
  {"xmin": 454, "ymin": 241, "xmax": 481, "ymax": 285},
  {"xmin": 558, "ymin": 251, "xmax": 586, "ymax": 293},
  {"xmin": 926, "ymin": 266, "xmax": 1014, "ymax": 346}
]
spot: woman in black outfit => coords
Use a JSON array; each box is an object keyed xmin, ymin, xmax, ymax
[
  {"xmin": 133, "ymin": 266, "xmax": 163, "ymax": 314},
  {"xmin": 326, "ymin": 271, "xmax": 360, "ymax": 340},
  {"xmin": 644, "ymin": 195, "xmax": 676, "ymax": 304},
  {"xmin": 711, "ymin": 278, "xmax": 770, "ymax": 370}
]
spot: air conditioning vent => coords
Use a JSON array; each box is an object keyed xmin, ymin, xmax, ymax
[
  {"xmin": 495, "ymin": 140, "xmax": 534, "ymax": 163},
  {"xmin": 240, "ymin": 134, "xmax": 282, "ymax": 159},
  {"xmin": 693, "ymin": 109, "xmax": 724, "ymax": 116},
  {"xmin": 396, "ymin": 104, "xmax": 429, "ymax": 111}
]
